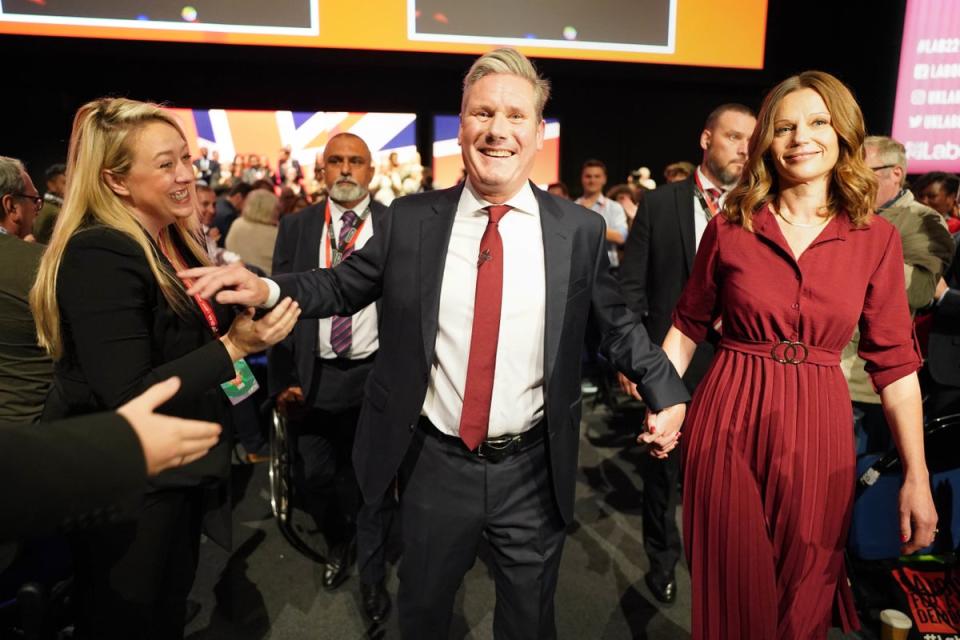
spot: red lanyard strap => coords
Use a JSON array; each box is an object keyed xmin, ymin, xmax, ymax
[
  {"xmin": 158, "ymin": 233, "xmax": 220, "ymax": 336},
  {"xmin": 324, "ymin": 199, "xmax": 371, "ymax": 268},
  {"xmin": 693, "ymin": 172, "xmax": 721, "ymax": 219}
]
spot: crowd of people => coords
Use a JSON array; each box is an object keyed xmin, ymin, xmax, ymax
[{"xmin": 0, "ymin": 45, "xmax": 958, "ymax": 640}]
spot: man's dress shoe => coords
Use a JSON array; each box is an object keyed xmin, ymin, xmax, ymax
[
  {"xmin": 322, "ymin": 541, "xmax": 355, "ymax": 591},
  {"xmin": 644, "ymin": 571, "xmax": 677, "ymax": 604},
  {"xmin": 360, "ymin": 579, "xmax": 391, "ymax": 624}
]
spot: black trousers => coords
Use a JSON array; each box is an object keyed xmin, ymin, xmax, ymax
[
  {"xmin": 72, "ymin": 487, "xmax": 204, "ymax": 640},
  {"xmin": 289, "ymin": 404, "xmax": 392, "ymax": 584},
  {"xmin": 397, "ymin": 424, "xmax": 566, "ymax": 640},
  {"xmin": 641, "ymin": 449, "xmax": 682, "ymax": 580}
]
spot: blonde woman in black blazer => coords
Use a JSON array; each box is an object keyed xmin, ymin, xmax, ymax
[{"xmin": 31, "ymin": 98, "xmax": 299, "ymax": 640}]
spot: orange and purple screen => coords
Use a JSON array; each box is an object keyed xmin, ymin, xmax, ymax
[
  {"xmin": 891, "ymin": 0, "xmax": 960, "ymax": 173},
  {"xmin": 0, "ymin": 0, "xmax": 767, "ymax": 69}
]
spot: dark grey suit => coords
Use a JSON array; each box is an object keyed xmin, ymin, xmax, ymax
[
  {"xmin": 269, "ymin": 199, "xmax": 392, "ymax": 585},
  {"xmin": 619, "ymin": 176, "xmax": 716, "ymax": 585},
  {"xmin": 272, "ymin": 183, "xmax": 689, "ymax": 637}
]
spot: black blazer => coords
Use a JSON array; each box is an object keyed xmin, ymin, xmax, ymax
[
  {"xmin": 620, "ymin": 177, "xmax": 716, "ymax": 389},
  {"xmin": 42, "ymin": 226, "xmax": 236, "ymax": 491},
  {"xmin": 0, "ymin": 412, "xmax": 145, "ymax": 542},
  {"xmin": 928, "ymin": 240, "xmax": 960, "ymax": 387},
  {"xmin": 273, "ymin": 184, "xmax": 690, "ymax": 524},
  {"xmin": 268, "ymin": 198, "xmax": 387, "ymax": 402}
]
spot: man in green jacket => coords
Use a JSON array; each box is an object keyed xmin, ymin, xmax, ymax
[
  {"xmin": 841, "ymin": 136, "xmax": 955, "ymax": 451},
  {"xmin": 0, "ymin": 155, "xmax": 52, "ymax": 423}
]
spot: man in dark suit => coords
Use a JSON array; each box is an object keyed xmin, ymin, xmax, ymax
[
  {"xmin": 184, "ymin": 48, "xmax": 689, "ymax": 639},
  {"xmin": 927, "ymin": 241, "xmax": 960, "ymax": 418},
  {"xmin": 268, "ymin": 133, "xmax": 393, "ymax": 623},
  {"xmin": 192, "ymin": 146, "xmax": 219, "ymax": 186},
  {"xmin": 1, "ymin": 377, "xmax": 222, "ymax": 542},
  {"xmin": 0, "ymin": 155, "xmax": 51, "ymax": 424},
  {"xmin": 619, "ymin": 103, "xmax": 756, "ymax": 604}
]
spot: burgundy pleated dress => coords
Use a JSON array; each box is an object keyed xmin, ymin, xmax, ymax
[{"xmin": 673, "ymin": 205, "xmax": 921, "ymax": 639}]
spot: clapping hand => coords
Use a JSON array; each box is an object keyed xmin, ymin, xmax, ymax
[{"xmin": 637, "ymin": 403, "xmax": 686, "ymax": 458}]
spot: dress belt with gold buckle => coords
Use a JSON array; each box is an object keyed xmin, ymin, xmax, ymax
[{"xmin": 719, "ymin": 336, "xmax": 841, "ymax": 366}]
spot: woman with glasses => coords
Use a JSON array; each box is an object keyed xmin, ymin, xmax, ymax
[
  {"xmin": 641, "ymin": 71, "xmax": 938, "ymax": 638},
  {"xmin": 30, "ymin": 98, "xmax": 300, "ymax": 639}
]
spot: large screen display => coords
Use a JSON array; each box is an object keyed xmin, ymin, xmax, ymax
[
  {"xmin": 431, "ymin": 115, "xmax": 559, "ymax": 190},
  {"xmin": 0, "ymin": 0, "xmax": 767, "ymax": 68},
  {"xmin": 165, "ymin": 108, "xmax": 417, "ymax": 183},
  {"xmin": 891, "ymin": 0, "xmax": 960, "ymax": 173}
]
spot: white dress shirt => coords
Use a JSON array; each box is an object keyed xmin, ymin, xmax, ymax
[
  {"xmin": 693, "ymin": 166, "xmax": 728, "ymax": 250},
  {"xmin": 316, "ymin": 196, "xmax": 379, "ymax": 360},
  {"xmin": 422, "ymin": 181, "xmax": 546, "ymax": 438}
]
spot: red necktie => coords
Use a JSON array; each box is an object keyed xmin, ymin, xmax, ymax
[
  {"xmin": 459, "ymin": 204, "xmax": 511, "ymax": 450},
  {"xmin": 705, "ymin": 188, "xmax": 722, "ymax": 216}
]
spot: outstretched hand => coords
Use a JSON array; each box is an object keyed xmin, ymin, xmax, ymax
[
  {"xmin": 637, "ymin": 403, "xmax": 686, "ymax": 458},
  {"xmin": 180, "ymin": 262, "xmax": 270, "ymax": 307},
  {"xmin": 117, "ymin": 377, "xmax": 222, "ymax": 476}
]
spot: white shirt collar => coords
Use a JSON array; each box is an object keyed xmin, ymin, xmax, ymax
[
  {"xmin": 460, "ymin": 179, "xmax": 539, "ymax": 217},
  {"xmin": 695, "ymin": 166, "xmax": 725, "ymax": 193},
  {"xmin": 329, "ymin": 194, "xmax": 371, "ymax": 220}
]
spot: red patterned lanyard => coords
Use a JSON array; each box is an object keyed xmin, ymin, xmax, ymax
[
  {"xmin": 158, "ymin": 233, "xmax": 220, "ymax": 337},
  {"xmin": 693, "ymin": 172, "xmax": 721, "ymax": 219},
  {"xmin": 323, "ymin": 199, "xmax": 371, "ymax": 268}
]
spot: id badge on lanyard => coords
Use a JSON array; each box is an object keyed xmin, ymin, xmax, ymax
[{"xmin": 160, "ymin": 234, "xmax": 261, "ymax": 406}]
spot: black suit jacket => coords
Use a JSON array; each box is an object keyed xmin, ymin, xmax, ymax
[
  {"xmin": 620, "ymin": 177, "xmax": 716, "ymax": 389},
  {"xmin": 268, "ymin": 198, "xmax": 387, "ymax": 407},
  {"xmin": 273, "ymin": 184, "xmax": 689, "ymax": 524},
  {"xmin": 42, "ymin": 226, "xmax": 236, "ymax": 491},
  {"xmin": 0, "ymin": 412, "xmax": 145, "ymax": 542},
  {"xmin": 928, "ymin": 240, "xmax": 960, "ymax": 386}
]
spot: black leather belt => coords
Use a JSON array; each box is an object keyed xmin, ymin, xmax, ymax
[{"xmin": 417, "ymin": 416, "xmax": 545, "ymax": 463}]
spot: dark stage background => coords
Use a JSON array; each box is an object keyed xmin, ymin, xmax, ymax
[{"xmin": 2, "ymin": 0, "xmax": 906, "ymax": 196}]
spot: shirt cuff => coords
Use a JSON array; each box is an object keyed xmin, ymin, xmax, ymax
[{"xmin": 261, "ymin": 278, "xmax": 281, "ymax": 308}]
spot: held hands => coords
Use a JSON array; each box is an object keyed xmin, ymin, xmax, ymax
[
  {"xmin": 179, "ymin": 262, "xmax": 270, "ymax": 307},
  {"xmin": 117, "ymin": 377, "xmax": 222, "ymax": 476},
  {"xmin": 220, "ymin": 297, "xmax": 301, "ymax": 361},
  {"xmin": 637, "ymin": 403, "xmax": 686, "ymax": 459},
  {"xmin": 899, "ymin": 474, "xmax": 939, "ymax": 555}
]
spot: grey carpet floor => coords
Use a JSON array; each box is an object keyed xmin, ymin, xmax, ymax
[{"xmin": 185, "ymin": 396, "xmax": 867, "ymax": 639}]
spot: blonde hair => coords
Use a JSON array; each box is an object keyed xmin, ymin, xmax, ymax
[
  {"xmin": 462, "ymin": 48, "xmax": 551, "ymax": 120},
  {"xmin": 31, "ymin": 98, "xmax": 209, "ymax": 360},
  {"xmin": 241, "ymin": 188, "xmax": 279, "ymax": 225},
  {"xmin": 724, "ymin": 70, "xmax": 877, "ymax": 230}
]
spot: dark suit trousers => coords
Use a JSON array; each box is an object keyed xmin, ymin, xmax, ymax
[
  {"xmin": 641, "ymin": 452, "xmax": 682, "ymax": 579},
  {"xmin": 397, "ymin": 424, "xmax": 566, "ymax": 640},
  {"xmin": 291, "ymin": 358, "xmax": 392, "ymax": 584},
  {"xmin": 72, "ymin": 487, "xmax": 203, "ymax": 640}
]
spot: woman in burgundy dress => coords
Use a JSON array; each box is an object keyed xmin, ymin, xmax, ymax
[{"xmin": 642, "ymin": 71, "xmax": 939, "ymax": 638}]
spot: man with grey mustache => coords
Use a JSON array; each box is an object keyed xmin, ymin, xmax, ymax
[{"xmin": 268, "ymin": 133, "xmax": 394, "ymax": 624}]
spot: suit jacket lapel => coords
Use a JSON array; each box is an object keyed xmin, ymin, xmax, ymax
[
  {"xmin": 302, "ymin": 199, "xmax": 325, "ymax": 270},
  {"xmin": 420, "ymin": 185, "xmax": 462, "ymax": 368},
  {"xmin": 676, "ymin": 177, "xmax": 696, "ymax": 274},
  {"xmin": 536, "ymin": 187, "xmax": 572, "ymax": 386}
]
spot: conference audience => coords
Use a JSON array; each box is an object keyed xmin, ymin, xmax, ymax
[
  {"xmin": 913, "ymin": 171, "xmax": 960, "ymax": 233},
  {"xmin": 30, "ymin": 97, "xmax": 299, "ymax": 639},
  {"xmin": 33, "ymin": 162, "xmax": 66, "ymax": 244},
  {"xmin": 225, "ymin": 188, "xmax": 280, "ymax": 275}
]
